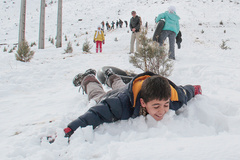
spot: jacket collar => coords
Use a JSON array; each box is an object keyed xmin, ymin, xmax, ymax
[{"xmin": 128, "ymin": 71, "xmax": 156, "ymax": 107}]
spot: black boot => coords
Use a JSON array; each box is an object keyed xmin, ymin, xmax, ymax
[
  {"xmin": 73, "ymin": 69, "xmax": 96, "ymax": 87},
  {"xmin": 104, "ymin": 68, "xmax": 115, "ymax": 87},
  {"xmin": 104, "ymin": 68, "xmax": 114, "ymax": 79}
]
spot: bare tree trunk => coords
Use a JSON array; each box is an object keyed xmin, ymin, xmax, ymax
[
  {"xmin": 18, "ymin": 0, "xmax": 26, "ymax": 45},
  {"xmin": 38, "ymin": 0, "xmax": 45, "ymax": 49},
  {"xmin": 56, "ymin": 0, "xmax": 62, "ymax": 48}
]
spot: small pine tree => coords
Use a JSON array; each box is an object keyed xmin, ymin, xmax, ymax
[
  {"xmin": 15, "ymin": 41, "xmax": 34, "ymax": 62},
  {"xmin": 51, "ymin": 38, "xmax": 54, "ymax": 45},
  {"xmin": 82, "ymin": 38, "xmax": 92, "ymax": 53},
  {"xmin": 9, "ymin": 48, "xmax": 13, "ymax": 53},
  {"xmin": 129, "ymin": 28, "xmax": 173, "ymax": 77},
  {"xmin": 3, "ymin": 46, "xmax": 7, "ymax": 52},
  {"xmin": 13, "ymin": 46, "xmax": 17, "ymax": 50},
  {"xmin": 64, "ymin": 41, "xmax": 73, "ymax": 53}
]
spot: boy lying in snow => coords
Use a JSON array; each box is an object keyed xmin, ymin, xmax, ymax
[{"xmin": 64, "ymin": 69, "xmax": 202, "ymax": 137}]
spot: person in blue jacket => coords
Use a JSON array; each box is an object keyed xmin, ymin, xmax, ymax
[
  {"xmin": 64, "ymin": 68, "xmax": 202, "ymax": 138},
  {"xmin": 155, "ymin": 6, "xmax": 180, "ymax": 60}
]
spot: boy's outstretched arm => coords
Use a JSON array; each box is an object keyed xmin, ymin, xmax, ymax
[{"xmin": 64, "ymin": 97, "xmax": 123, "ymax": 137}]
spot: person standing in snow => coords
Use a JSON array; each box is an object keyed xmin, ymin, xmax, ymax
[
  {"xmin": 93, "ymin": 26, "xmax": 105, "ymax": 53},
  {"xmin": 119, "ymin": 19, "xmax": 123, "ymax": 28},
  {"xmin": 101, "ymin": 21, "xmax": 105, "ymax": 32},
  {"xmin": 116, "ymin": 20, "xmax": 119, "ymax": 28},
  {"xmin": 111, "ymin": 21, "xmax": 115, "ymax": 29},
  {"xmin": 64, "ymin": 68, "xmax": 202, "ymax": 138},
  {"xmin": 124, "ymin": 20, "xmax": 128, "ymax": 28},
  {"xmin": 129, "ymin": 11, "xmax": 141, "ymax": 54},
  {"xmin": 106, "ymin": 21, "xmax": 110, "ymax": 30},
  {"xmin": 155, "ymin": 6, "xmax": 180, "ymax": 60}
]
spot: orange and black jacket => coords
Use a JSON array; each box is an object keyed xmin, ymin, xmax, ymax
[{"xmin": 68, "ymin": 71, "xmax": 190, "ymax": 131}]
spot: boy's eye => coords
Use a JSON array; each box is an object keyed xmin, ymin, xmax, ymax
[
  {"xmin": 154, "ymin": 106, "xmax": 159, "ymax": 109},
  {"xmin": 164, "ymin": 105, "xmax": 169, "ymax": 108}
]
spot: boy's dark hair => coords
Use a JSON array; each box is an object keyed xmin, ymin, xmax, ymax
[{"xmin": 140, "ymin": 75, "xmax": 171, "ymax": 103}]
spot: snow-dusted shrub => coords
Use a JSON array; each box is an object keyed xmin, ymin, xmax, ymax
[
  {"xmin": 82, "ymin": 38, "xmax": 92, "ymax": 53},
  {"xmin": 15, "ymin": 41, "xmax": 34, "ymax": 62},
  {"xmin": 220, "ymin": 39, "xmax": 231, "ymax": 50},
  {"xmin": 129, "ymin": 28, "xmax": 173, "ymax": 77},
  {"xmin": 64, "ymin": 41, "xmax": 73, "ymax": 53},
  {"xmin": 30, "ymin": 42, "xmax": 36, "ymax": 47}
]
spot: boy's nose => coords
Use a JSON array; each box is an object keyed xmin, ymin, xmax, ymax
[{"xmin": 157, "ymin": 108, "xmax": 165, "ymax": 115}]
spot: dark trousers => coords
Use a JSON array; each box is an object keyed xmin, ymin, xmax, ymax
[{"xmin": 159, "ymin": 30, "xmax": 176, "ymax": 60}]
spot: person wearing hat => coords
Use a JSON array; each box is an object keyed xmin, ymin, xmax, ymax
[
  {"xmin": 93, "ymin": 25, "xmax": 105, "ymax": 53},
  {"xmin": 155, "ymin": 6, "xmax": 180, "ymax": 60}
]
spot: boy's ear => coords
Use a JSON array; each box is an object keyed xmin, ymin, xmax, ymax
[{"xmin": 140, "ymin": 98, "xmax": 146, "ymax": 108}]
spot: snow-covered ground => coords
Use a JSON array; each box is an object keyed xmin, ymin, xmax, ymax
[{"xmin": 1, "ymin": 0, "xmax": 240, "ymax": 159}]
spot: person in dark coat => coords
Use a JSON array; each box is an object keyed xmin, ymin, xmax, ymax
[
  {"xmin": 64, "ymin": 68, "xmax": 202, "ymax": 138},
  {"xmin": 111, "ymin": 21, "xmax": 115, "ymax": 29},
  {"xmin": 116, "ymin": 20, "xmax": 119, "ymax": 28},
  {"xmin": 106, "ymin": 21, "xmax": 110, "ymax": 30},
  {"xmin": 129, "ymin": 11, "xmax": 141, "ymax": 53},
  {"xmin": 101, "ymin": 21, "xmax": 105, "ymax": 31},
  {"xmin": 145, "ymin": 22, "xmax": 148, "ymax": 29},
  {"xmin": 119, "ymin": 19, "xmax": 123, "ymax": 28},
  {"xmin": 124, "ymin": 20, "xmax": 128, "ymax": 27}
]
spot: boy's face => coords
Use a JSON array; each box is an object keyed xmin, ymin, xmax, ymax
[{"xmin": 140, "ymin": 98, "xmax": 170, "ymax": 121}]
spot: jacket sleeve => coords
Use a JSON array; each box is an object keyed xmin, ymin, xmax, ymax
[
  {"xmin": 129, "ymin": 18, "xmax": 133, "ymax": 30},
  {"xmin": 135, "ymin": 17, "xmax": 141, "ymax": 31},
  {"xmin": 155, "ymin": 12, "xmax": 166, "ymax": 23},
  {"xmin": 93, "ymin": 31, "xmax": 96, "ymax": 41},
  {"xmin": 67, "ymin": 97, "xmax": 123, "ymax": 131}
]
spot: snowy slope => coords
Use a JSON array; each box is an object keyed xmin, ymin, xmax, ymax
[{"xmin": 1, "ymin": 0, "xmax": 240, "ymax": 159}]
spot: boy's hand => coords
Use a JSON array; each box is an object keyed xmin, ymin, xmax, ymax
[
  {"xmin": 93, "ymin": 40, "xmax": 95, "ymax": 43},
  {"xmin": 103, "ymin": 40, "xmax": 105, "ymax": 44},
  {"xmin": 64, "ymin": 127, "xmax": 74, "ymax": 138}
]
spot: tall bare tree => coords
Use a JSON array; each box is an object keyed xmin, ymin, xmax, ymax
[
  {"xmin": 18, "ymin": 0, "xmax": 26, "ymax": 45},
  {"xmin": 38, "ymin": 0, "xmax": 45, "ymax": 49},
  {"xmin": 56, "ymin": 0, "xmax": 62, "ymax": 48}
]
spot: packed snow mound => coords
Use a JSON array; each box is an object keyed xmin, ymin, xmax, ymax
[{"xmin": 1, "ymin": 0, "xmax": 240, "ymax": 159}]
